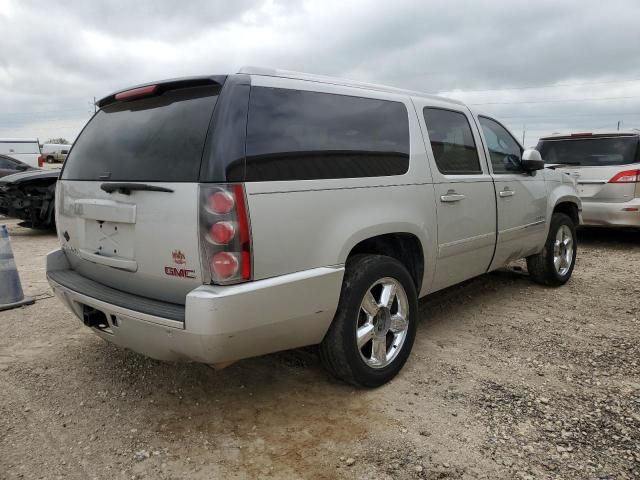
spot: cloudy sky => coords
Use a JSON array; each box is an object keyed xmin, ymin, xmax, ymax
[{"xmin": 1, "ymin": 0, "xmax": 640, "ymax": 146}]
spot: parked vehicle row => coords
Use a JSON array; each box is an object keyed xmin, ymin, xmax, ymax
[
  {"xmin": 45, "ymin": 68, "xmax": 581, "ymax": 387},
  {"xmin": 3, "ymin": 104, "xmax": 638, "ymax": 235}
]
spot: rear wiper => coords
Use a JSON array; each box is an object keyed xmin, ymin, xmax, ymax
[{"xmin": 100, "ymin": 183, "xmax": 174, "ymax": 195}]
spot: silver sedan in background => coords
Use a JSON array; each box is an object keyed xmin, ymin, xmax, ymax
[{"xmin": 537, "ymin": 132, "xmax": 640, "ymax": 228}]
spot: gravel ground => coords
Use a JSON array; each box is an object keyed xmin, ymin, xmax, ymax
[{"xmin": 1, "ymin": 217, "xmax": 639, "ymax": 480}]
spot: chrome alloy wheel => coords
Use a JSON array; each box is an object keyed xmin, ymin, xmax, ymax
[
  {"xmin": 553, "ymin": 224, "xmax": 574, "ymax": 276},
  {"xmin": 356, "ymin": 277, "xmax": 409, "ymax": 369}
]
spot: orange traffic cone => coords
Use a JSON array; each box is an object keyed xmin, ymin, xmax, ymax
[{"xmin": 0, "ymin": 224, "xmax": 34, "ymax": 311}]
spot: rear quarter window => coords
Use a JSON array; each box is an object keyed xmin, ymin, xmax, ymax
[
  {"xmin": 62, "ymin": 86, "xmax": 219, "ymax": 182},
  {"xmin": 242, "ymin": 87, "xmax": 410, "ymax": 181}
]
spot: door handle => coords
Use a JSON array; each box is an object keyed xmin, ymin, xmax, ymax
[
  {"xmin": 440, "ymin": 191, "xmax": 466, "ymax": 202},
  {"xmin": 499, "ymin": 188, "xmax": 515, "ymax": 197}
]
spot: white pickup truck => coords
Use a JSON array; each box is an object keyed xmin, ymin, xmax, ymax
[
  {"xmin": 41, "ymin": 143, "xmax": 71, "ymax": 164},
  {"xmin": 47, "ymin": 68, "xmax": 581, "ymax": 387}
]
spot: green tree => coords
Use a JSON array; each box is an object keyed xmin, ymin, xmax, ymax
[{"xmin": 45, "ymin": 138, "xmax": 70, "ymax": 145}]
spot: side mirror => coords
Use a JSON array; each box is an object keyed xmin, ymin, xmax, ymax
[
  {"xmin": 521, "ymin": 149, "xmax": 544, "ymax": 171},
  {"xmin": 15, "ymin": 164, "xmax": 29, "ymax": 171}
]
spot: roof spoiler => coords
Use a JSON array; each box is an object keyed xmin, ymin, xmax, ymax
[
  {"xmin": 97, "ymin": 75, "xmax": 227, "ymax": 109},
  {"xmin": 539, "ymin": 132, "xmax": 639, "ymax": 141}
]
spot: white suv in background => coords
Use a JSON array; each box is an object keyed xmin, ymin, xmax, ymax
[
  {"xmin": 47, "ymin": 67, "xmax": 581, "ymax": 387},
  {"xmin": 537, "ymin": 132, "xmax": 640, "ymax": 228}
]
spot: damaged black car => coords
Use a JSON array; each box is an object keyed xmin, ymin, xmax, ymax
[{"xmin": 0, "ymin": 169, "xmax": 58, "ymax": 229}]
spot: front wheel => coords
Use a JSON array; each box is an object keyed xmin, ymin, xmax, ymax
[
  {"xmin": 320, "ymin": 254, "xmax": 418, "ymax": 387},
  {"xmin": 527, "ymin": 212, "xmax": 577, "ymax": 286}
]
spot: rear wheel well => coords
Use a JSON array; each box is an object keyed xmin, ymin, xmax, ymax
[
  {"xmin": 553, "ymin": 202, "xmax": 579, "ymax": 225},
  {"xmin": 347, "ymin": 233, "xmax": 424, "ymax": 292}
]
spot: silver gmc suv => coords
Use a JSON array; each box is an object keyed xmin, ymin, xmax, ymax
[{"xmin": 46, "ymin": 67, "xmax": 581, "ymax": 387}]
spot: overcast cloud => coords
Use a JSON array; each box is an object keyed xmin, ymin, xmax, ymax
[{"xmin": 1, "ymin": 0, "xmax": 640, "ymax": 146}]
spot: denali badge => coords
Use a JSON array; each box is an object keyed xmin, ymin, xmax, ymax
[
  {"xmin": 172, "ymin": 250, "xmax": 186, "ymax": 264},
  {"xmin": 165, "ymin": 250, "xmax": 193, "ymax": 278}
]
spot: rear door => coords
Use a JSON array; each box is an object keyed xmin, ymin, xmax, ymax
[
  {"xmin": 537, "ymin": 135, "xmax": 640, "ymax": 203},
  {"xmin": 57, "ymin": 82, "xmax": 222, "ymax": 304},
  {"xmin": 417, "ymin": 104, "xmax": 497, "ymax": 291}
]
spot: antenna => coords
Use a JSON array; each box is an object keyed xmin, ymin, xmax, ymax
[{"xmin": 88, "ymin": 96, "xmax": 97, "ymax": 114}]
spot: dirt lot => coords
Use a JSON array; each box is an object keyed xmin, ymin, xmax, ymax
[{"xmin": 1, "ymin": 217, "xmax": 639, "ymax": 480}]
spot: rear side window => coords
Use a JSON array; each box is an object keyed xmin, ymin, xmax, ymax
[
  {"xmin": 244, "ymin": 87, "xmax": 410, "ymax": 181},
  {"xmin": 423, "ymin": 108, "xmax": 481, "ymax": 175},
  {"xmin": 537, "ymin": 136, "xmax": 640, "ymax": 166},
  {"xmin": 62, "ymin": 86, "xmax": 219, "ymax": 182}
]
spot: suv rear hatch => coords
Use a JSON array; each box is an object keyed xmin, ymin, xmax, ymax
[
  {"xmin": 537, "ymin": 134, "xmax": 640, "ymax": 202},
  {"xmin": 57, "ymin": 78, "xmax": 225, "ymax": 304}
]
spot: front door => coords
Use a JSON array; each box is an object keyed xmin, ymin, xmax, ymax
[
  {"xmin": 418, "ymin": 104, "xmax": 497, "ymax": 291},
  {"xmin": 476, "ymin": 116, "xmax": 547, "ymax": 269}
]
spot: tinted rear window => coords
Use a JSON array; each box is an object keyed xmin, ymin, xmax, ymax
[
  {"xmin": 62, "ymin": 86, "xmax": 219, "ymax": 182},
  {"xmin": 423, "ymin": 108, "xmax": 481, "ymax": 175},
  {"xmin": 537, "ymin": 136, "xmax": 639, "ymax": 167},
  {"xmin": 243, "ymin": 87, "xmax": 410, "ymax": 181}
]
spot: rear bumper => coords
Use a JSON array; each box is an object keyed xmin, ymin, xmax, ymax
[
  {"xmin": 580, "ymin": 198, "xmax": 640, "ymax": 227},
  {"xmin": 46, "ymin": 249, "xmax": 344, "ymax": 364}
]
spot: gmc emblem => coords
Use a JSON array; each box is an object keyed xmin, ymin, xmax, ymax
[{"xmin": 164, "ymin": 266, "xmax": 196, "ymax": 279}]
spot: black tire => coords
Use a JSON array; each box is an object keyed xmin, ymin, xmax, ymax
[
  {"xmin": 526, "ymin": 212, "xmax": 577, "ymax": 286},
  {"xmin": 320, "ymin": 254, "xmax": 418, "ymax": 387},
  {"xmin": 46, "ymin": 156, "xmax": 54, "ymax": 164}
]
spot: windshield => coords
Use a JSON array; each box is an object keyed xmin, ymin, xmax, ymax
[
  {"xmin": 537, "ymin": 136, "xmax": 639, "ymax": 167},
  {"xmin": 62, "ymin": 85, "xmax": 219, "ymax": 182}
]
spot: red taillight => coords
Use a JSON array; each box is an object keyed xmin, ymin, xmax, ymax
[
  {"xmin": 209, "ymin": 221, "xmax": 235, "ymax": 244},
  {"xmin": 207, "ymin": 190, "xmax": 235, "ymax": 214},
  {"xmin": 241, "ymin": 251, "xmax": 251, "ymax": 279},
  {"xmin": 609, "ymin": 169, "xmax": 640, "ymax": 183},
  {"xmin": 200, "ymin": 184, "xmax": 252, "ymax": 284},
  {"xmin": 115, "ymin": 85, "xmax": 159, "ymax": 101},
  {"xmin": 211, "ymin": 252, "xmax": 239, "ymax": 279},
  {"xmin": 233, "ymin": 184, "xmax": 251, "ymax": 280},
  {"xmin": 37, "ymin": 155, "xmax": 44, "ymax": 167}
]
